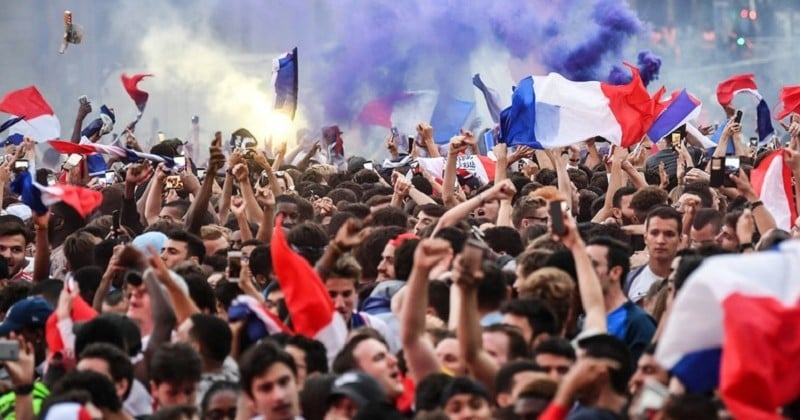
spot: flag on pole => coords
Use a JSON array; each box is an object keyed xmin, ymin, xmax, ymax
[
  {"xmin": 121, "ymin": 73, "xmax": 152, "ymax": 113},
  {"xmin": 499, "ymin": 63, "xmax": 659, "ymax": 149},
  {"xmin": 272, "ymin": 47, "xmax": 298, "ymax": 120},
  {"xmin": 271, "ymin": 214, "xmax": 348, "ymax": 365},
  {"xmin": 749, "ymin": 150, "xmax": 797, "ymax": 231},
  {"xmin": 656, "ymin": 241, "xmax": 800, "ymax": 419},
  {"xmin": 0, "ymin": 86, "xmax": 61, "ymax": 142},
  {"xmin": 121, "ymin": 73, "xmax": 152, "ymax": 132}
]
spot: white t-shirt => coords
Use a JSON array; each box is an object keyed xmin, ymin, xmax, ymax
[{"xmin": 628, "ymin": 264, "xmax": 663, "ymax": 303}]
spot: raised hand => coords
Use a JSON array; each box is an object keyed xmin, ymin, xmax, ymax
[
  {"xmin": 487, "ymin": 178, "xmax": 517, "ymax": 202},
  {"xmin": 412, "ymin": 238, "xmax": 452, "ymax": 272},
  {"xmin": 231, "ymin": 196, "xmax": 246, "ymax": 218},
  {"xmin": 209, "ymin": 134, "xmax": 225, "ymax": 172},
  {"xmin": 333, "ymin": 219, "xmax": 372, "ymax": 251},
  {"xmin": 232, "ymin": 163, "xmax": 250, "ymax": 183},
  {"xmin": 126, "ymin": 162, "xmax": 151, "ymax": 185}
]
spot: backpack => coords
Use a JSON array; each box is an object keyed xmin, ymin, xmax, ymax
[{"xmin": 624, "ymin": 265, "xmax": 647, "ymax": 297}]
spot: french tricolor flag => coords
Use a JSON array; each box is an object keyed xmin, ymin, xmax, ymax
[
  {"xmin": 271, "ymin": 214, "xmax": 348, "ymax": 365},
  {"xmin": 10, "ymin": 170, "xmax": 103, "ymax": 218},
  {"xmin": 357, "ymin": 91, "xmax": 475, "ymax": 144},
  {"xmin": 716, "ymin": 74, "xmax": 775, "ymax": 143},
  {"xmin": 750, "ymin": 150, "xmax": 797, "ymax": 231},
  {"xmin": 227, "ymin": 295, "xmax": 291, "ymax": 342},
  {"xmin": 272, "ymin": 47, "xmax": 299, "ymax": 120},
  {"xmin": 656, "ymin": 241, "xmax": 800, "ymax": 419},
  {"xmin": 121, "ymin": 73, "xmax": 152, "ymax": 132},
  {"xmin": 500, "ymin": 63, "xmax": 659, "ymax": 149},
  {"xmin": 0, "ymin": 86, "xmax": 61, "ymax": 143},
  {"xmin": 646, "ymin": 89, "xmax": 701, "ymax": 141}
]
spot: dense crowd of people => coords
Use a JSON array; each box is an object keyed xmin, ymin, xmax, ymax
[{"xmin": 0, "ymin": 97, "xmax": 798, "ymax": 420}]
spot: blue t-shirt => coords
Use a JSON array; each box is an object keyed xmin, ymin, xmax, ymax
[{"xmin": 606, "ymin": 300, "xmax": 656, "ymax": 363}]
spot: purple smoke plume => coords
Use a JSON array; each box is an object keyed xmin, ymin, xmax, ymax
[
  {"xmin": 209, "ymin": 0, "xmax": 646, "ymax": 125},
  {"xmin": 543, "ymin": 0, "xmax": 643, "ymax": 82},
  {"xmin": 607, "ymin": 50, "xmax": 663, "ymax": 86}
]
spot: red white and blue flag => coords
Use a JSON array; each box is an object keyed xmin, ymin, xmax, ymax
[
  {"xmin": 272, "ymin": 47, "xmax": 298, "ymax": 120},
  {"xmin": 715, "ymin": 74, "xmax": 775, "ymax": 143},
  {"xmin": 0, "ymin": 86, "xmax": 61, "ymax": 143},
  {"xmin": 646, "ymin": 89, "xmax": 701, "ymax": 141},
  {"xmin": 271, "ymin": 214, "xmax": 348, "ymax": 364},
  {"xmin": 10, "ymin": 170, "xmax": 102, "ymax": 218},
  {"xmin": 121, "ymin": 73, "xmax": 152, "ymax": 132},
  {"xmin": 750, "ymin": 150, "xmax": 797, "ymax": 231},
  {"xmin": 656, "ymin": 241, "xmax": 800, "ymax": 419},
  {"xmin": 499, "ymin": 63, "xmax": 659, "ymax": 149}
]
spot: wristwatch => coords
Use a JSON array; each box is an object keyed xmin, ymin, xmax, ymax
[{"xmin": 13, "ymin": 383, "xmax": 33, "ymax": 396}]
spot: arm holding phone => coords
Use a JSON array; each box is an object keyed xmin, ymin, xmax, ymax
[{"xmin": 729, "ymin": 169, "xmax": 777, "ymax": 237}]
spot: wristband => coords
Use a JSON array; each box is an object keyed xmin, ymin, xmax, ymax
[
  {"xmin": 13, "ymin": 383, "xmax": 33, "ymax": 396},
  {"xmin": 749, "ymin": 200, "xmax": 764, "ymax": 210}
]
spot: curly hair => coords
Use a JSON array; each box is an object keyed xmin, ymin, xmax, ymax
[{"xmin": 517, "ymin": 267, "xmax": 575, "ymax": 331}]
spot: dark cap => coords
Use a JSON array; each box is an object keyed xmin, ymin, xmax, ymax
[
  {"xmin": 0, "ymin": 297, "xmax": 53, "ymax": 336},
  {"xmin": 328, "ymin": 371, "xmax": 386, "ymax": 408},
  {"xmin": 439, "ymin": 377, "xmax": 492, "ymax": 406}
]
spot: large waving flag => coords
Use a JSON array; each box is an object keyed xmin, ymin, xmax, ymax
[
  {"xmin": 357, "ymin": 91, "xmax": 475, "ymax": 144},
  {"xmin": 10, "ymin": 170, "xmax": 102, "ymax": 218},
  {"xmin": 272, "ymin": 47, "xmax": 299, "ymax": 120},
  {"xmin": 0, "ymin": 86, "xmax": 61, "ymax": 142},
  {"xmin": 646, "ymin": 89, "xmax": 701, "ymax": 141},
  {"xmin": 47, "ymin": 140, "xmax": 174, "ymax": 167},
  {"xmin": 656, "ymin": 241, "xmax": 800, "ymax": 419},
  {"xmin": 499, "ymin": 63, "xmax": 659, "ymax": 149},
  {"xmin": 271, "ymin": 214, "xmax": 348, "ymax": 364},
  {"xmin": 749, "ymin": 150, "xmax": 797, "ymax": 231}
]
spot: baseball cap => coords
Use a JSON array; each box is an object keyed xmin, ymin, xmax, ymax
[
  {"xmin": 328, "ymin": 371, "xmax": 387, "ymax": 408},
  {"xmin": 0, "ymin": 297, "xmax": 53, "ymax": 336}
]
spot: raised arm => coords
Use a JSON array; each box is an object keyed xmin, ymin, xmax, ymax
[
  {"xmin": 418, "ymin": 123, "xmax": 441, "ymax": 158},
  {"xmin": 32, "ymin": 212, "xmax": 50, "ymax": 283},
  {"xmin": 433, "ymin": 179, "xmax": 516, "ymax": 234},
  {"xmin": 231, "ymin": 163, "xmax": 264, "ymax": 224},
  {"xmin": 70, "ymin": 100, "xmax": 92, "ymax": 144},
  {"xmin": 254, "ymin": 188, "xmax": 276, "ymax": 243},
  {"xmin": 144, "ymin": 164, "xmax": 168, "ymax": 225},
  {"xmin": 453, "ymin": 253, "xmax": 499, "ymax": 393},
  {"xmin": 121, "ymin": 162, "xmax": 150, "ymax": 235},
  {"xmin": 730, "ymin": 168, "xmax": 777, "ymax": 235},
  {"xmin": 442, "ymin": 133, "xmax": 476, "ymax": 208},
  {"xmin": 592, "ymin": 147, "xmax": 626, "ymax": 223},
  {"xmin": 554, "ymin": 210, "xmax": 606, "ymax": 333},
  {"xmin": 146, "ymin": 247, "xmax": 199, "ymax": 326},
  {"xmin": 184, "ymin": 137, "xmax": 225, "ymax": 234},
  {"xmin": 401, "ymin": 239, "xmax": 452, "ymax": 381}
]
